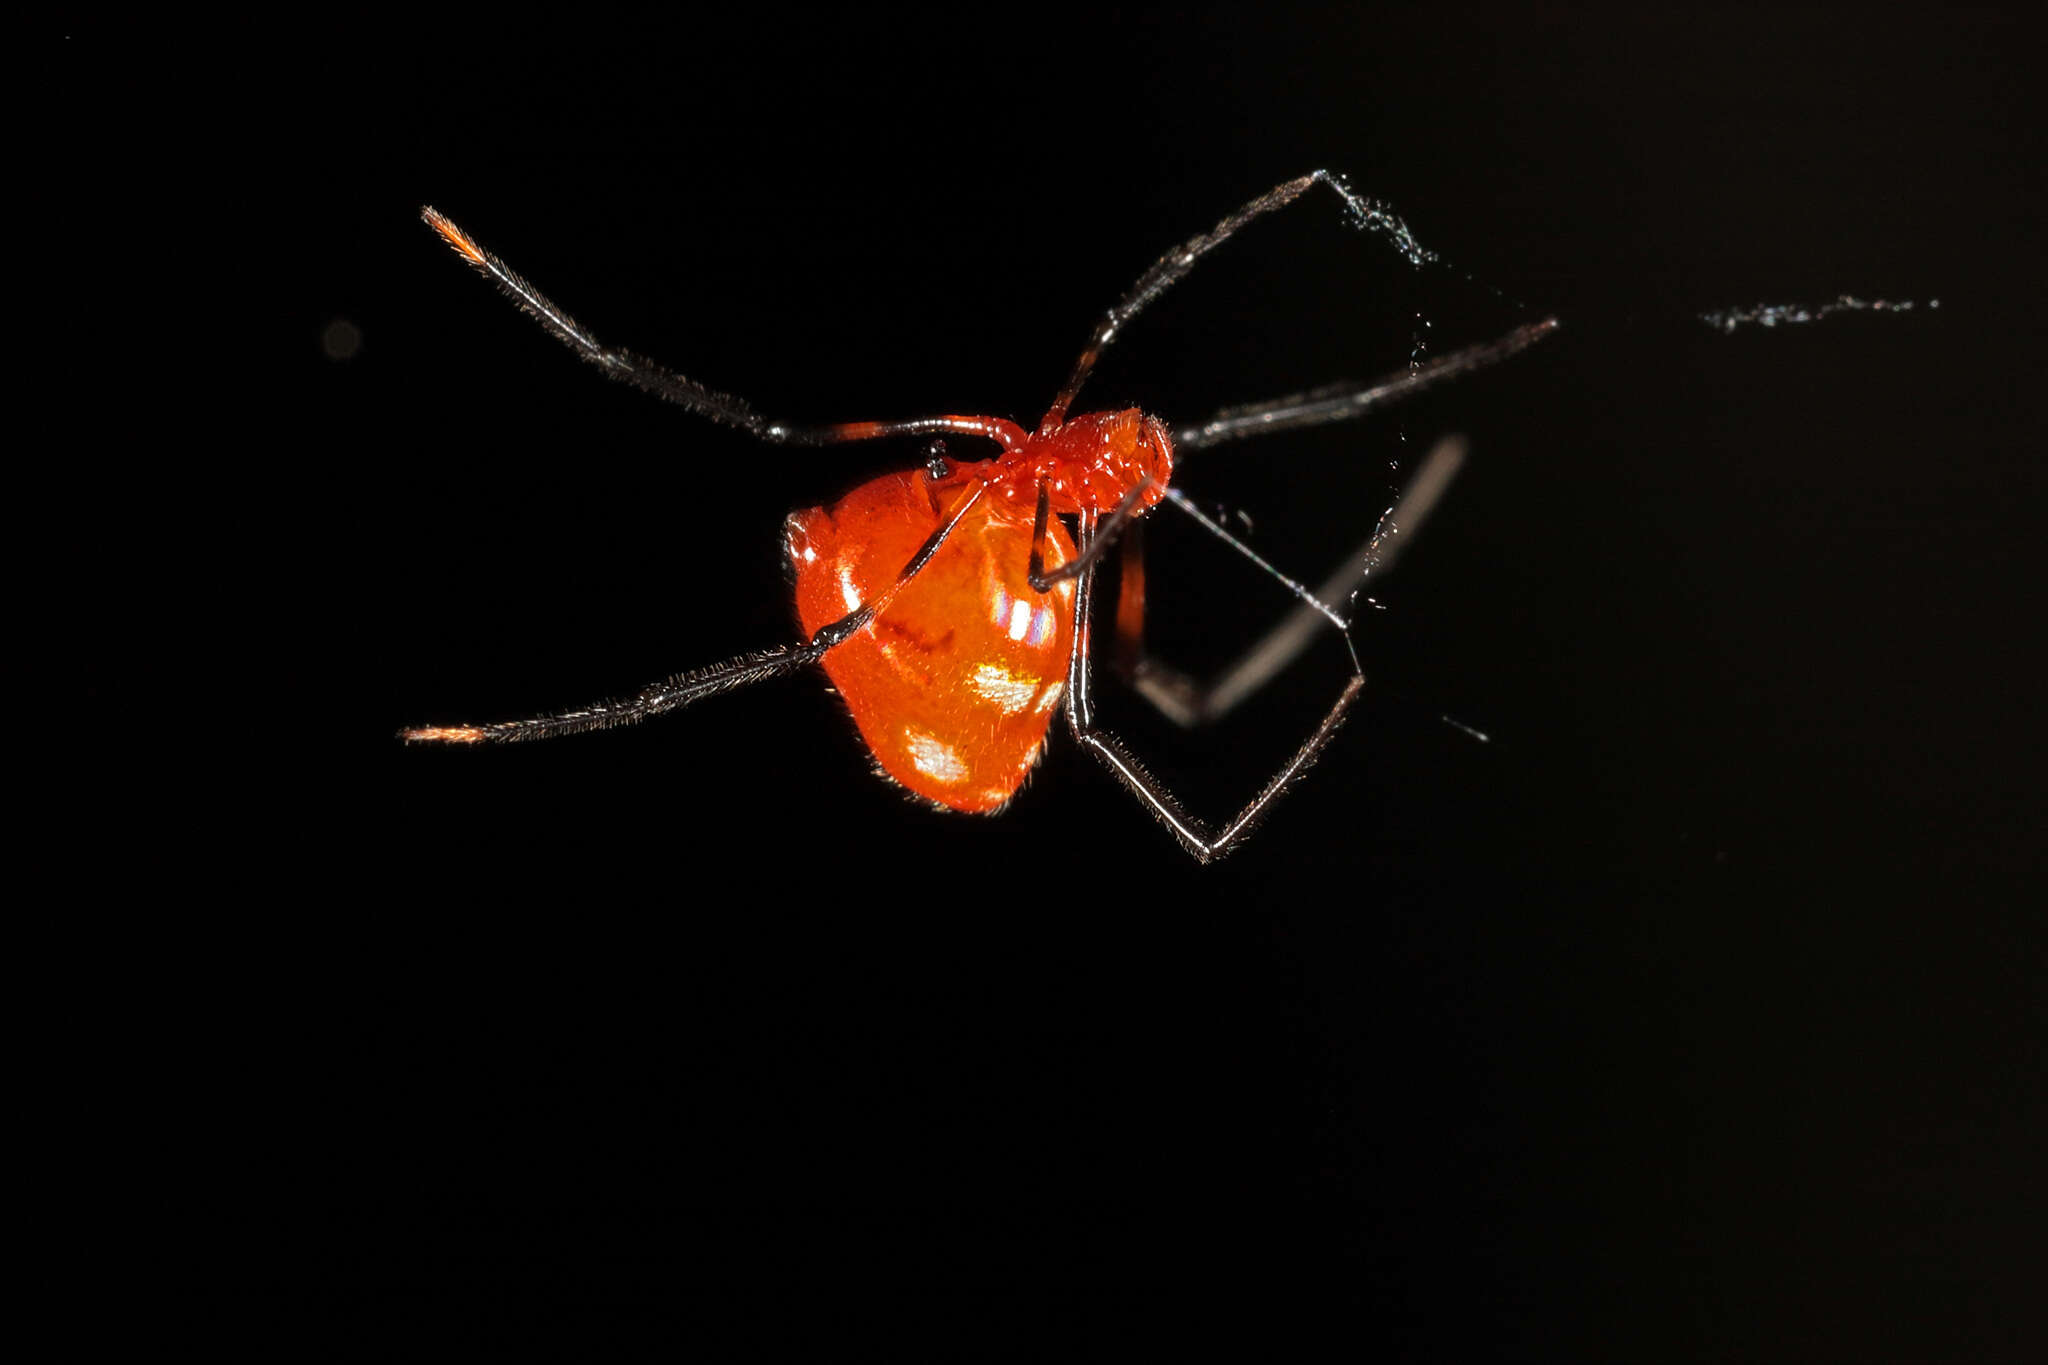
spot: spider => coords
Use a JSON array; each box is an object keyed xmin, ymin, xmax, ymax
[{"xmin": 402, "ymin": 172, "xmax": 1558, "ymax": 862}]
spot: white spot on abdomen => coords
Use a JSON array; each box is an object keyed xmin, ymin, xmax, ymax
[
  {"xmin": 904, "ymin": 728, "xmax": 967, "ymax": 784},
  {"xmin": 971, "ymin": 663, "xmax": 1039, "ymax": 716}
]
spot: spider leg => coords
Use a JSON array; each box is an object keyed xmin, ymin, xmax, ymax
[
  {"xmin": 1173, "ymin": 319, "xmax": 1558, "ymax": 452},
  {"xmin": 1111, "ymin": 517, "xmax": 1148, "ymax": 680},
  {"xmin": 1063, "ymin": 512, "xmax": 1363, "ymax": 864},
  {"xmin": 422, "ymin": 207, "xmax": 1028, "ymax": 453},
  {"xmin": 1026, "ymin": 477, "xmax": 1155, "ymax": 593},
  {"xmin": 1043, "ymin": 170, "xmax": 1522, "ymax": 428},
  {"xmin": 401, "ymin": 485, "xmax": 986, "ymax": 745},
  {"xmin": 1120, "ymin": 435, "xmax": 1466, "ymax": 727}
]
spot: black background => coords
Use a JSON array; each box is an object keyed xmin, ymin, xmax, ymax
[{"xmin": 36, "ymin": 10, "xmax": 2043, "ymax": 1357}]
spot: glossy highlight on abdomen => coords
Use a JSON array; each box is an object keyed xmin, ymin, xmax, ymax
[{"xmin": 786, "ymin": 471, "xmax": 1077, "ymax": 812}]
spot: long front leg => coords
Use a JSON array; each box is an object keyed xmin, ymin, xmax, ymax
[
  {"xmin": 1173, "ymin": 320, "xmax": 1558, "ymax": 452},
  {"xmin": 1043, "ymin": 170, "xmax": 1457, "ymax": 426},
  {"xmin": 402, "ymin": 484, "xmax": 985, "ymax": 744},
  {"xmin": 422, "ymin": 207, "xmax": 1028, "ymax": 454}
]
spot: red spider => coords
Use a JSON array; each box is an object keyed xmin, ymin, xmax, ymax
[{"xmin": 403, "ymin": 172, "xmax": 1557, "ymax": 861}]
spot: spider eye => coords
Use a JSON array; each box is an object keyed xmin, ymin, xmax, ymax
[{"xmin": 922, "ymin": 439, "xmax": 952, "ymax": 479}]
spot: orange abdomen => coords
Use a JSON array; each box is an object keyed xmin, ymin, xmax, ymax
[{"xmin": 785, "ymin": 471, "xmax": 1078, "ymax": 812}]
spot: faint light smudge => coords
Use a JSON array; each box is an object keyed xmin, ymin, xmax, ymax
[{"xmin": 322, "ymin": 318, "xmax": 362, "ymax": 361}]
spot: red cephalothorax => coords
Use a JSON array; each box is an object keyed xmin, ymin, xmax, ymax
[
  {"xmin": 806, "ymin": 408, "xmax": 1173, "ymax": 520},
  {"xmin": 1002, "ymin": 409, "xmax": 1176, "ymax": 516}
]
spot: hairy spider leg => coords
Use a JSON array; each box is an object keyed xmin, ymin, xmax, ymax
[
  {"xmin": 401, "ymin": 483, "xmax": 987, "ymax": 745},
  {"xmin": 1121, "ymin": 435, "xmax": 1468, "ymax": 730}
]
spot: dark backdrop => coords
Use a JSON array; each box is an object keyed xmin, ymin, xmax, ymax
[{"xmin": 35, "ymin": 10, "xmax": 2042, "ymax": 1358}]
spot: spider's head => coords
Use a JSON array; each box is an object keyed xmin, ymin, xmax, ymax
[
  {"xmin": 1033, "ymin": 408, "xmax": 1175, "ymax": 516},
  {"xmin": 1115, "ymin": 412, "xmax": 1176, "ymax": 510}
]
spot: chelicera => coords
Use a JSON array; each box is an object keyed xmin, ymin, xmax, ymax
[{"xmin": 402, "ymin": 172, "xmax": 1558, "ymax": 862}]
